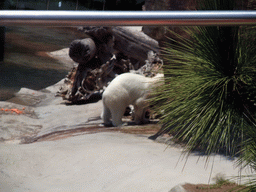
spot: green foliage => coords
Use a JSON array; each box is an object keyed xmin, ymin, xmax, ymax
[
  {"xmin": 150, "ymin": 0, "xmax": 256, "ymax": 189},
  {"xmin": 151, "ymin": 0, "xmax": 256, "ymax": 158}
]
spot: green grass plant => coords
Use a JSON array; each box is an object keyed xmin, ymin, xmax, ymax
[{"xmin": 151, "ymin": 0, "xmax": 256, "ymax": 182}]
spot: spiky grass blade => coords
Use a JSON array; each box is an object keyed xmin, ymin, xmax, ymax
[
  {"xmin": 152, "ymin": 24, "xmax": 256, "ymax": 156},
  {"xmin": 151, "ymin": 0, "xmax": 256, "ymax": 189}
]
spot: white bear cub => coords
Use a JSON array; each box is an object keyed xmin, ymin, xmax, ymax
[{"xmin": 101, "ymin": 73, "xmax": 162, "ymax": 127}]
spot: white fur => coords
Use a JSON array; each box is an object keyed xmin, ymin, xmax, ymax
[{"xmin": 101, "ymin": 73, "xmax": 162, "ymax": 127}]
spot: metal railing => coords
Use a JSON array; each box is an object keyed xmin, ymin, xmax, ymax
[{"xmin": 1, "ymin": 10, "xmax": 256, "ymax": 26}]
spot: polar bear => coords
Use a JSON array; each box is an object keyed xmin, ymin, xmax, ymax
[{"xmin": 101, "ymin": 73, "xmax": 162, "ymax": 127}]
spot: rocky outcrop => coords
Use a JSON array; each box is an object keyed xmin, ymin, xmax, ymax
[
  {"xmin": 142, "ymin": 0, "xmax": 250, "ymax": 42},
  {"xmin": 142, "ymin": 0, "xmax": 196, "ymax": 41}
]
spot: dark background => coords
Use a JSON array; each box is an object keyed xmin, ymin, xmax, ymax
[{"xmin": 0, "ymin": 0, "xmax": 145, "ymax": 11}]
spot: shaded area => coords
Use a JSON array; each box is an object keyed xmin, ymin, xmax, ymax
[
  {"xmin": 0, "ymin": 62, "xmax": 68, "ymax": 100},
  {"xmin": 0, "ymin": 26, "xmax": 85, "ymax": 101}
]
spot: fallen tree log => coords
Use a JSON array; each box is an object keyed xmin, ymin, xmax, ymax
[
  {"xmin": 82, "ymin": 26, "xmax": 160, "ymax": 68},
  {"xmin": 69, "ymin": 38, "xmax": 97, "ymax": 65},
  {"xmin": 56, "ymin": 26, "xmax": 163, "ymax": 104},
  {"xmin": 112, "ymin": 26, "xmax": 159, "ymax": 65}
]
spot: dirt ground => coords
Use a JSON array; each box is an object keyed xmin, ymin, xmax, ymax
[{"xmin": 183, "ymin": 183, "xmax": 246, "ymax": 192}]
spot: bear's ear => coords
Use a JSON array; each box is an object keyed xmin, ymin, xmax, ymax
[
  {"xmin": 150, "ymin": 73, "xmax": 164, "ymax": 88},
  {"xmin": 152, "ymin": 73, "xmax": 164, "ymax": 82}
]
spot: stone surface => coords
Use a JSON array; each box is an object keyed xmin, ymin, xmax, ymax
[
  {"xmin": 0, "ymin": 78, "xmax": 104, "ymax": 143},
  {"xmin": 0, "ymin": 132, "xmax": 249, "ymax": 192},
  {"xmin": 0, "ymin": 101, "xmax": 40, "ymax": 141},
  {"xmin": 47, "ymin": 48, "xmax": 76, "ymax": 68},
  {"xmin": 169, "ymin": 184, "xmax": 188, "ymax": 192}
]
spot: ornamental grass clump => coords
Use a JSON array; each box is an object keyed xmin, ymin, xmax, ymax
[{"xmin": 152, "ymin": 0, "xmax": 256, "ymax": 160}]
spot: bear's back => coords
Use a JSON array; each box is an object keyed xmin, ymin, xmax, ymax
[
  {"xmin": 104, "ymin": 73, "xmax": 150, "ymax": 103},
  {"xmin": 112, "ymin": 73, "xmax": 149, "ymax": 92}
]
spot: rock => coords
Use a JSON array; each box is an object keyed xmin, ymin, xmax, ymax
[
  {"xmin": 0, "ymin": 133, "xmax": 245, "ymax": 191},
  {"xmin": 33, "ymin": 99, "xmax": 103, "ymax": 141},
  {"xmin": 169, "ymin": 183, "xmax": 188, "ymax": 192},
  {"xmin": 0, "ymin": 101, "xmax": 40, "ymax": 142},
  {"xmin": 142, "ymin": 0, "xmax": 197, "ymax": 41},
  {"xmin": 0, "ymin": 79, "xmax": 104, "ymax": 143},
  {"xmin": 47, "ymin": 48, "xmax": 76, "ymax": 68},
  {"xmin": 8, "ymin": 88, "xmax": 47, "ymax": 106},
  {"xmin": 142, "ymin": 0, "xmax": 250, "ymax": 41}
]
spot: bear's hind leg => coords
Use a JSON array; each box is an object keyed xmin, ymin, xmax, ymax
[
  {"xmin": 111, "ymin": 105, "xmax": 127, "ymax": 127},
  {"xmin": 134, "ymin": 98, "xmax": 149, "ymax": 125},
  {"xmin": 102, "ymin": 103, "xmax": 112, "ymax": 126},
  {"xmin": 133, "ymin": 106, "xmax": 145, "ymax": 124}
]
